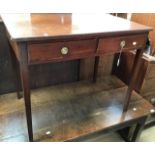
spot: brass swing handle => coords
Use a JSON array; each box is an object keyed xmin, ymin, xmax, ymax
[
  {"xmin": 117, "ymin": 40, "xmax": 126, "ymax": 67},
  {"xmin": 120, "ymin": 40, "xmax": 137, "ymax": 48}
]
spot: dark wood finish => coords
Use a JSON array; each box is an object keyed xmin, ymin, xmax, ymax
[
  {"xmin": 28, "ymin": 39, "xmax": 96, "ymax": 64},
  {"xmin": 123, "ymin": 49, "xmax": 145, "ymax": 111},
  {"xmin": 114, "ymin": 13, "xmax": 155, "ymax": 94},
  {"xmin": 115, "ymin": 13, "xmax": 155, "ymax": 95},
  {"xmin": 1, "ymin": 13, "xmax": 152, "ymax": 141},
  {"xmin": 113, "ymin": 50, "xmax": 155, "ymax": 98},
  {"xmin": 0, "ymin": 21, "xmax": 79, "ymax": 95},
  {"xmin": 0, "ymin": 76, "xmax": 153, "ymax": 142},
  {"xmin": 79, "ymin": 58, "xmax": 95, "ymax": 80},
  {"xmin": 97, "ymin": 34, "xmax": 147, "ymax": 54},
  {"xmin": 113, "ymin": 51, "xmax": 155, "ymax": 127},
  {"xmin": 18, "ymin": 43, "xmax": 33, "ymax": 141},
  {"xmin": 80, "ymin": 12, "xmax": 139, "ymax": 81},
  {"xmin": 9, "ymin": 40, "xmax": 21, "ymax": 62},
  {"xmin": 112, "ymin": 13, "xmax": 155, "ymax": 100},
  {"xmin": 93, "ymin": 56, "xmax": 100, "ymax": 82},
  {"xmin": 9, "ymin": 42, "xmax": 22, "ymax": 99},
  {"xmin": 98, "ymin": 54, "xmax": 114, "ymax": 77},
  {"xmin": 1, "ymin": 14, "xmax": 152, "ymax": 41},
  {"xmin": 79, "ymin": 55, "xmax": 114, "ymax": 81}
]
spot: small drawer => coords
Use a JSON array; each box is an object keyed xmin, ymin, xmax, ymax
[
  {"xmin": 28, "ymin": 39, "xmax": 96, "ymax": 64},
  {"xmin": 97, "ymin": 34, "xmax": 147, "ymax": 54}
]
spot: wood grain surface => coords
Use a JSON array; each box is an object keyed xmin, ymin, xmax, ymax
[
  {"xmin": 0, "ymin": 76, "xmax": 153, "ymax": 141},
  {"xmin": 1, "ymin": 14, "xmax": 152, "ymax": 41},
  {"xmin": 1, "ymin": 13, "xmax": 152, "ymax": 141}
]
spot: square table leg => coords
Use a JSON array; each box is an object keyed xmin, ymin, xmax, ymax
[
  {"xmin": 18, "ymin": 43, "xmax": 33, "ymax": 142},
  {"xmin": 123, "ymin": 49, "xmax": 144, "ymax": 112},
  {"xmin": 9, "ymin": 41, "xmax": 22, "ymax": 99}
]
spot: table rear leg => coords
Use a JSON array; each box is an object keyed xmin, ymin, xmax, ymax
[
  {"xmin": 9, "ymin": 43, "xmax": 22, "ymax": 99},
  {"xmin": 93, "ymin": 56, "xmax": 100, "ymax": 82}
]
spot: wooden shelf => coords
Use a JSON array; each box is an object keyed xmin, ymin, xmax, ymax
[{"xmin": 0, "ymin": 76, "xmax": 154, "ymax": 141}]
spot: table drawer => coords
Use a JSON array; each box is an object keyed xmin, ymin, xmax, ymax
[
  {"xmin": 97, "ymin": 34, "xmax": 147, "ymax": 54},
  {"xmin": 28, "ymin": 39, "xmax": 96, "ymax": 63}
]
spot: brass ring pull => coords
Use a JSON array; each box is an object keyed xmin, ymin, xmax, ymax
[
  {"xmin": 120, "ymin": 40, "xmax": 126, "ymax": 48},
  {"xmin": 61, "ymin": 47, "xmax": 69, "ymax": 55}
]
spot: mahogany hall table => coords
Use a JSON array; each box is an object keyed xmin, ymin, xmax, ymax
[{"xmin": 1, "ymin": 14, "xmax": 153, "ymax": 142}]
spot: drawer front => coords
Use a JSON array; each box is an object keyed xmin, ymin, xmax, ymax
[
  {"xmin": 97, "ymin": 34, "xmax": 147, "ymax": 54},
  {"xmin": 28, "ymin": 39, "xmax": 96, "ymax": 63}
]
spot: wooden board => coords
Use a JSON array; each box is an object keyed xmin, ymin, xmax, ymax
[
  {"xmin": 0, "ymin": 76, "xmax": 153, "ymax": 142},
  {"xmin": 1, "ymin": 14, "xmax": 152, "ymax": 42}
]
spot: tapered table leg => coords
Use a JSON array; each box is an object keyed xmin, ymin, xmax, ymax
[
  {"xmin": 9, "ymin": 42, "xmax": 22, "ymax": 99},
  {"xmin": 93, "ymin": 56, "xmax": 100, "ymax": 82},
  {"xmin": 123, "ymin": 49, "xmax": 143, "ymax": 112},
  {"xmin": 19, "ymin": 43, "xmax": 33, "ymax": 142}
]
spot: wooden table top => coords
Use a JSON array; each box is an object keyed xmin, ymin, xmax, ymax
[{"xmin": 1, "ymin": 13, "xmax": 152, "ymax": 42}]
